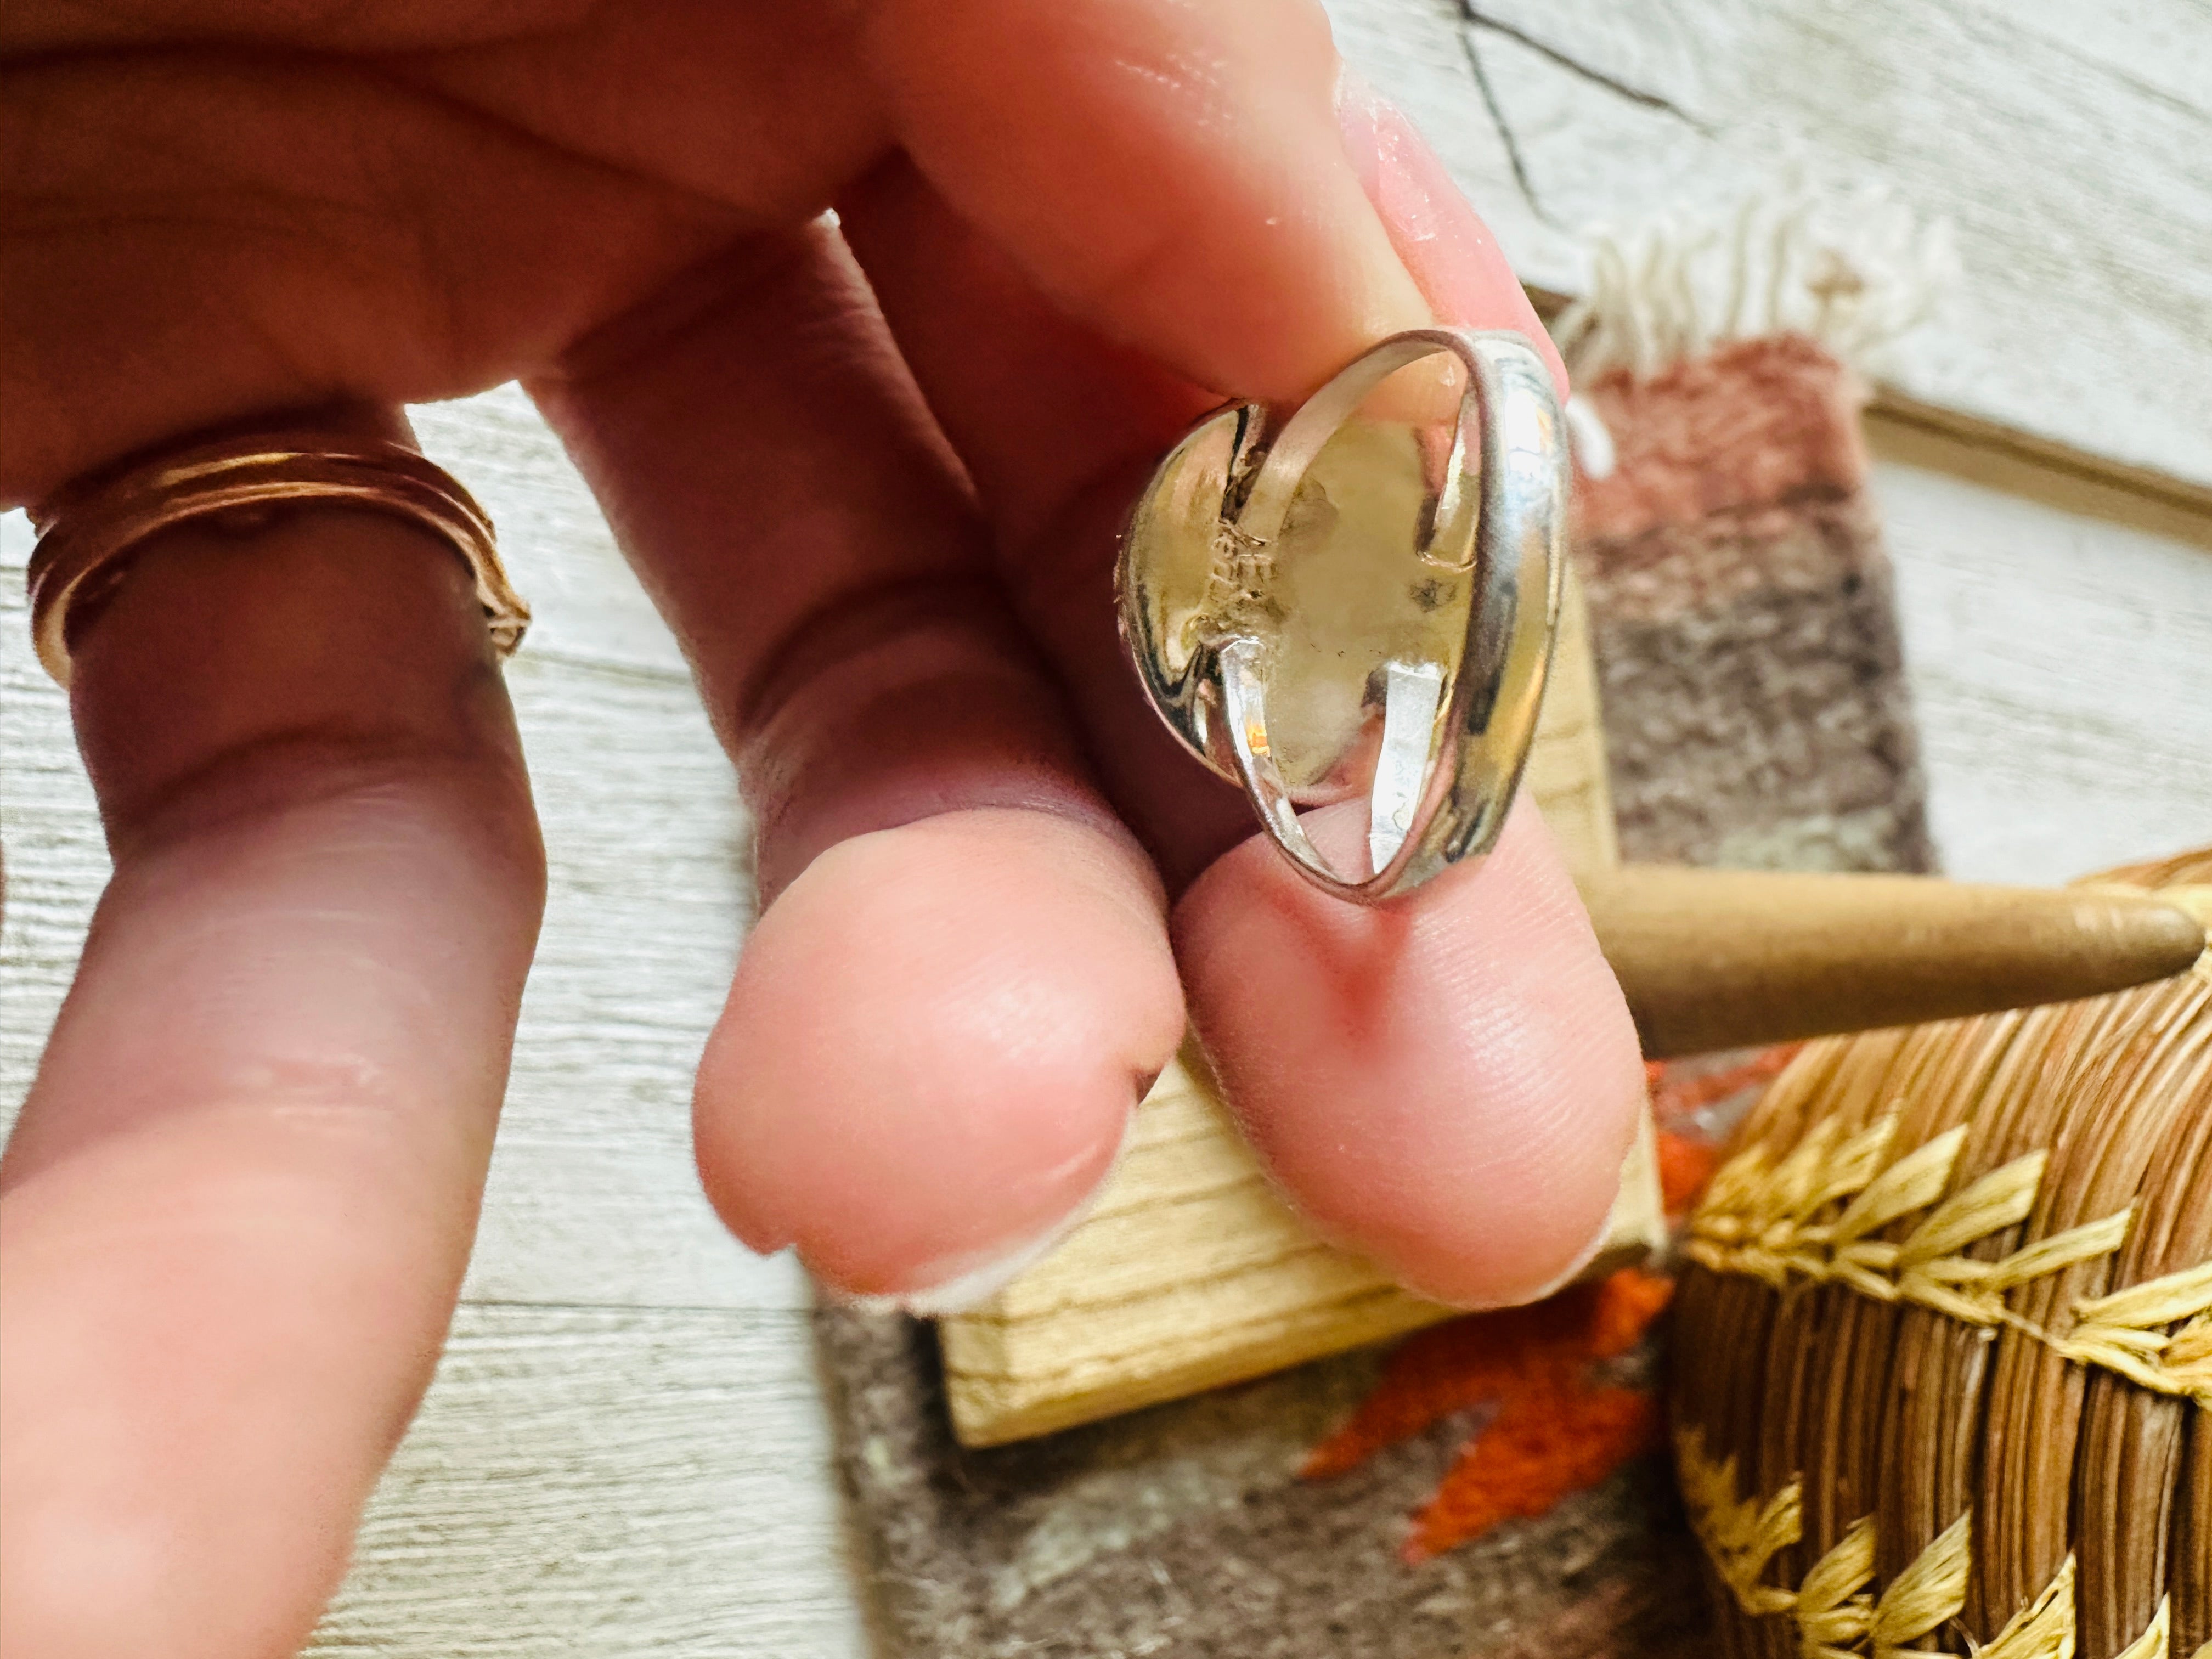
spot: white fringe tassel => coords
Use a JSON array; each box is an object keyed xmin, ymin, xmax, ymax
[{"xmin": 1551, "ymin": 183, "xmax": 1959, "ymax": 387}]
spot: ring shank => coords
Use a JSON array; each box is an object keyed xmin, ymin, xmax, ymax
[
  {"xmin": 26, "ymin": 435, "xmax": 529, "ymax": 686},
  {"xmin": 1209, "ymin": 328, "xmax": 1565, "ymax": 903}
]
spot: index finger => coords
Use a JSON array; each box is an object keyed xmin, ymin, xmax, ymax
[{"xmin": 870, "ymin": 0, "xmax": 1434, "ymax": 404}]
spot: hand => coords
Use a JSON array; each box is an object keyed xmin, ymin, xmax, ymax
[{"xmin": 0, "ymin": 4, "xmax": 1643, "ymax": 1652}]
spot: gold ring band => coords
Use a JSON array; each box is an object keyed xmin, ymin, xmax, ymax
[{"xmin": 26, "ymin": 432, "xmax": 530, "ymax": 685}]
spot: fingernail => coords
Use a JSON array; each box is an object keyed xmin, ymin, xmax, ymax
[
  {"xmin": 1336, "ymin": 70, "xmax": 1495, "ymax": 315},
  {"xmin": 824, "ymin": 1114, "xmax": 1138, "ymax": 1317},
  {"xmin": 1335, "ymin": 66, "xmax": 1390, "ymax": 201},
  {"xmin": 1335, "ymin": 67, "xmax": 1567, "ymax": 393},
  {"xmin": 1503, "ymin": 1112, "xmax": 1661, "ymax": 1306},
  {"xmin": 833, "ymin": 1217, "xmax": 1081, "ymax": 1317}
]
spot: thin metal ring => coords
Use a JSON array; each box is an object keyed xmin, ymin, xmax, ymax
[
  {"xmin": 1116, "ymin": 328, "xmax": 1567, "ymax": 903},
  {"xmin": 26, "ymin": 432, "xmax": 529, "ymax": 686}
]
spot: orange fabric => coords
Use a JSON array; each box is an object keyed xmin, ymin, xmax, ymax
[
  {"xmin": 1406, "ymin": 1382, "xmax": 1660, "ymax": 1563},
  {"xmin": 1300, "ymin": 1053, "xmax": 1805, "ymax": 1561},
  {"xmin": 1584, "ymin": 1266, "xmax": 1673, "ymax": 1359},
  {"xmin": 1655, "ymin": 1130, "xmax": 1718, "ymax": 1218},
  {"xmin": 1302, "ymin": 1269, "xmax": 1674, "ymax": 1558}
]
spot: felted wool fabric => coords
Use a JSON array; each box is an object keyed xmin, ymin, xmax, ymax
[
  {"xmin": 1574, "ymin": 335, "xmax": 1932, "ymax": 878},
  {"xmin": 814, "ymin": 331, "xmax": 1932, "ymax": 1658}
]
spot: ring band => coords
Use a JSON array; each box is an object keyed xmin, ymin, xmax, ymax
[
  {"xmin": 1116, "ymin": 328, "xmax": 1567, "ymax": 904},
  {"xmin": 26, "ymin": 431, "xmax": 529, "ymax": 685}
]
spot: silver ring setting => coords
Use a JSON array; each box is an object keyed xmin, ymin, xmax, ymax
[{"xmin": 1116, "ymin": 328, "xmax": 1567, "ymax": 903}]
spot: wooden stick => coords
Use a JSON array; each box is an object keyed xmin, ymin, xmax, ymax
[{"xmin": 1581, "ymin": 866, "xmax": 2208, "ymax": 1058}]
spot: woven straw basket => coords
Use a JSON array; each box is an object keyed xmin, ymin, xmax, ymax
[{"xmin": 1672, "ymin": 848, "xmax": 2212, "ymax": 1659}]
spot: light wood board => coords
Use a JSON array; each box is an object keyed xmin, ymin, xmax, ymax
[{"xmin": 940, "ymin": 1053, "xmax": 1663, "ymax": 1446}]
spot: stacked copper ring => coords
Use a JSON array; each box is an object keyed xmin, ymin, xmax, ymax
[{"xmin": 26, "ymin": 432, "xmax": 528, "ymax": 685}]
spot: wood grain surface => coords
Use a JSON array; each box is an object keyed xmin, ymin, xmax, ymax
[
  {"xmin": 2, "ymin": 4, "xmax": 2209, "ymax": 1651},
  {"xmin": 939, "ymin": 1051, "xmax": 1663, "ymax": 1445},
  {"xmin": 1865, "ymin": 412, "xmax": 2212, "ymax": 885}
]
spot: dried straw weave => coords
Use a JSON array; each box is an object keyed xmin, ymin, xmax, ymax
[{"xmin": 1672, "ymin": 849, "xmax": 2212, "ymax": 1658}]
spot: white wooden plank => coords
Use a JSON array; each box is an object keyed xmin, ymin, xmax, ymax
[
  {"xmin": 465, "ymin": 650, "xmax": 803, "ymax": 1312},
  {"xmin": 306, "ymin": 1303, "xmax": 866, "ymax": 1658},
  {"xmin": 1329, "ymin": 0, "xmax": 2212, "ymax": 494},
  {"xmin": 1867, "ymin": 414, "xmax": 2212, "ymax": 887},
  {"xmin": 1, "ymin": 509, "xmax": 110, "ymax": 1104}
]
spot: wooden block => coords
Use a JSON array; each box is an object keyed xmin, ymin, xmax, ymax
[
  {"xmin": 939, "ymin": 571, "xmax": 1661, "ymax": 1446},
  {"xmin": 941, "ymin": 1048, "xmax": 1665, "ymax": 1445},
  {"xmin": 1523, "ymin": 569, "xmax": 1620, "ymax": 874}
]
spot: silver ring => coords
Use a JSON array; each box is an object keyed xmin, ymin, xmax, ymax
[{"xmin": 1116, "ymin": 328, "xmax": 1566, "ymax": 903}]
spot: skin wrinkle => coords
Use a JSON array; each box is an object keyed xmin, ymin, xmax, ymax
[
  {"xmin": 16, "ymin": 63, "xmax": 464, "ymax": 299},
  {"xmin": 534, "ymin": 229, "xmax": 826, "ymax": 390},
  {"xmin": 371, "ymin": 48, "xmax": 787, "ymax": 236},
  {"xmin": 3, "ymin": 1138, "xmax": 471, "ymax": 1264},
  {"xmin": 388, "ymin": 7, "xmax": 888, "ymax": 216},
  {"xmin": 731, "ymin": 573, "xmax": 1012, "ymax": 751},
  {"xmin": 89, "ymin": 849, "xmax": 521, "ymax": 981},
  {"xmin": 0, "ymin": 1105, "xmax": 448, "ymax": 1226},
  {"xmin": 94, "ymin": 732, "xmax": 524, "ymax": 857},
  {"xmin": 733, "ymin": 597, "xmax": 1120, "ymax": 890},
  {"xmin": 122, "ymin": 935, "xmax": 460, "ymax": 1060},
  {"xmin": 16, "ymin": 958, "xmax": 510, "ymax": 1190},
  {"xmin": 744, "ymin": 692, "xmax": 1121, "ymax": 898}
]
